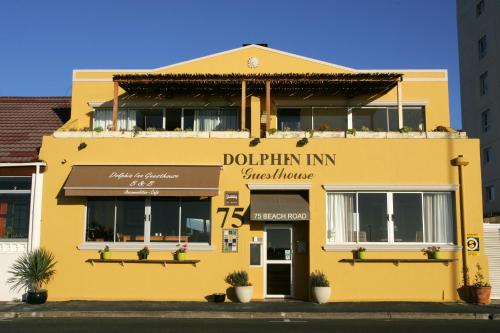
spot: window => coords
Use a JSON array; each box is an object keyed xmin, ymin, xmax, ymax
[
  {"xmin": 476, "ymin": 0, "xmax": 485, "ymax": 17},
  {"xmin": 480, "ymin": 72, "xmax": 488, "ymax": 95},
  {"xmin": 402, "ymin": 107, "xmax": 425, "ymax": 131},
  {"xmin": 478, "ymin": 35, "xmax": 487, "ymax": 59},
  {"xmin": 483, "ymin": 147, "xmax": 492, "ymax": 165},
  {"xmin": 481, "ymin": 110, "xmax": 490, "ymax": 132},
  {"xmin": 327, "ymin": 191, "xmax": 455, "ymax": 244},
  {"xmin": 93, "ymin": 107, "xmax": 239, "ymax": 131},
  {"xmin": 85, "ymin": 197, "xmax": 211, "ymax": 243},
  {"xmin": 352, "ymin": 107, "xmax": 388, "ymax": 132},
  {"xmin": 0, "ymin": 177, "xmax": 32, "ymax": 240},
  {"xmin": 250, "ymin": 242, "xmax": 262, "ymax": 266},
  {"xmin": 313, "ymin": 107, "xmax": 347, "ymax": 131},
  {"xmin": 277, "ymin": 108, "xmax": 311, "ymax": 131},
  {"xmin": 486, "ymin": 186, "xmax": 495, "ymax": 202}
]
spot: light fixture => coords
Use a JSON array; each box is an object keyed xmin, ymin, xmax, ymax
[
  {"xmin": 249, "ymin": 138, "xmax": 260, "ymax": 147},
  {"xmin": 78, "ymin": 142, "xmax": 87, "ymax": 151},
  {"xmin": 296, "ymin": 138, "xmax": 308, "ymax": 147}
]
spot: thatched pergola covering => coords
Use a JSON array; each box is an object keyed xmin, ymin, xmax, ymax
[{"xmin": 113, "ymin": 73, "xmax": 403, "ymax": 96}]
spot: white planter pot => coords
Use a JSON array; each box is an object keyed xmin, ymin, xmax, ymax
[
  {"xmin": 235, "ymin": 286, "xmax": 253, "ymax": 303},
  {"xmin": 312, "ymin": 286, "xmax": 331, "ymax": 304}
]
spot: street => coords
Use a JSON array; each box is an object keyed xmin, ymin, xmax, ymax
[{"xmin": 1, "ymin": 318, "xmax": 500, "ymax": 333}]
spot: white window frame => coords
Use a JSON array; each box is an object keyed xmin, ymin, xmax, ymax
[
  {"xmin": 275, "ymin": 105, "xmax": 425, "ymax": 131},
  {"xmin": 79, "ymin": 197, "xmax": 213, "ymax": 251},
  {"xmin": 0, "ymin": 176, "xmax": 32, "ymax": 242},
  {"xmin": 325, "ymin": 190, "xmax": 457, "ymax": 251}
]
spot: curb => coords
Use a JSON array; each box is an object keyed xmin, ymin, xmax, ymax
[{"xmin": 0, "ymin": 311, "xmax": 497, "ymax": 320}]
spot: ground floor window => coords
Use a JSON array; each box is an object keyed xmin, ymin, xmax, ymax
[
  {"xmin": 327, "ymin": 191, "xmax": 455, "ymax": 244},
  {"xmin": 0, "ymin": 177, "xmax": 32, "ymax": 240},
  {"xmin": 85, "ymin": 197, "xmax": 211, "ymax": 243}
]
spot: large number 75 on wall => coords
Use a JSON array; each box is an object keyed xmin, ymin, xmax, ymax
[{"xmin": 217, "ymin": 207, "xmax": 245, "ymax": 228}]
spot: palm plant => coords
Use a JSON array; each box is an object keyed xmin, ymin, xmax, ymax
[{"xmin": 7, "ymin": 248, "xmax": 57, "ymax": 293}]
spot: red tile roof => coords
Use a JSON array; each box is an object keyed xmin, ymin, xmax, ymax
[{"xmin": 0, "ymin": 97, "xmax": 71, "ymax": 163}]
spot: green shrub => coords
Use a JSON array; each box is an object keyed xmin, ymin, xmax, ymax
[
  {"xmin": 310, "ymin": 270, "xmax": 330, "ymax": 287},
  {"xmin": 7, "ymin": 248, "xmax": 57, "ymax": 293},
  {"xmin": 225, "ymin": 270, "xmax": 252, "ymax": 287}
]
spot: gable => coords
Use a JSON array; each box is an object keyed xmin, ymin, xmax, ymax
[{"xmin": 153, "ymin": 45, "xmax": 355, "ymax": 74}]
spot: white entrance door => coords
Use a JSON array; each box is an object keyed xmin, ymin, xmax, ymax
[
  {"xmin": 484, "ymin": 224, "xmax": 500, "ymax": 299},
  {"xmin": 265, "ymin": 224, "xmax": 293, "ymax": 298}
]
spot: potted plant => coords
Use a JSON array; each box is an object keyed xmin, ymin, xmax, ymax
[
  {"xmin": 7, "ymin": 248, "xmax": 57, "ymax": 304},
  {"xmin": 357, "ymin": 247, "xmax": 367, "ymax": 260},
  {"xmin": 100, "ymin": 245, "xmax": 111, "ymax": 260},
  {"xmin": 174, "ymin": 243, "xmax": 188, "ymax": 261},
  {"xmin": 422, "ymin": 246, "xmax": 441, "ymax": 259},
  {"xmin": 310, "ymin": 270, "xmax": 331, "ymax": 304},
  {"xmin": 469, "ymin": 264, "xmax": 491, "ymax": 304},
  {"xmin": 137, "ymin": 246, "xmax": 149, "ymax": 260},
  {"xmin": 225, "ymin": 270, "xmax": 253, "ymax": 303}
]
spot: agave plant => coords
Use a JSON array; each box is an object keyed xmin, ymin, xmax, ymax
[{"xmin": 7, "ymin": 248, "xmax": 57, "ymax": 293}]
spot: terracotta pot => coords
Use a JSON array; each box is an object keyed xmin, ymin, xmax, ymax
[
  {"xmin": 235, "ymin": 286, "xmax": 253, "ymax": 303},
  {"xmin": 312, "ymin": 286, "xmax": 331, "ymax": 304},
  {"xmin": 470, "ymin": 286, "xmax": 491, "ymax": 304}
]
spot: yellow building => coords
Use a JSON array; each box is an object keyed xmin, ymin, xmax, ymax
[{"xmin": 39, "ymin": 44, "xmax": 487, "ymax": 301}]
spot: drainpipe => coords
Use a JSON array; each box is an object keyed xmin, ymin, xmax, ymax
[{"xmin": 452, "ymin": 155, "xmax": 469, "ymax": 294}]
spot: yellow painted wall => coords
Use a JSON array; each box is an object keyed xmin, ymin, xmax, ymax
[
  {"xmin": 66, "ymin": 45, "xmax": 451, "ymax": 132},
  {"xmin": 39, "ymin": 45, "xmax": 479, "ymax": 302},
  {"xmin": 38, "ymin": 136, "xmax": 486, "ymax": 301}
]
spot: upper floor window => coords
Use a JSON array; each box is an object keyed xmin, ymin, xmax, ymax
[
  {"xmin": 276, "ymin": 106, "xmax": 425, "ymax": 132},
  {"xmin": 85, "ymin": 197, "xmax": 211, "ymax": 244},
  {"xmin": 486, "ymin": 185, "xmax": 495, "ymax": 202},
  {"xmin": 476, "ymin": 0, "xmax": 485, "ymax": 17},
  {"xmin": 478, "ymin": 35, "xmax": 487, "ymax": 59},
  {"xmin": 483, "ymin": 147, "xmax": 492, "ymax": 165},
  {"xmin": 480, "ymin": 72, "xmax": 488, "ymax": 96},
  {"xmin": 481, "ymin": 110, "xmax": 490, "ymax": 132},
  {"xmin": 93, "ymin": 107, "xmax": 239, "ymax": 131},
  {"xmin": 326, "ymin": 191, "xmax": 455, "ymax": 244},
  {"xmin": 0, "ymin": 177, "xmax": 32, "ymax": 240}
]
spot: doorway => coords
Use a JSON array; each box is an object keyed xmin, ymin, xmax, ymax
[{"xmin": 265, "ymin": 224, "xmax": 293, "ymax": 298}]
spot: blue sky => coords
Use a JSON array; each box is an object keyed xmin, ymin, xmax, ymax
[{"xmin": 0, "ymin": 0, "xmax": 462, "ymax": 128}]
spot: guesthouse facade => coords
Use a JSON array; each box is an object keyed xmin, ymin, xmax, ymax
[{"xmin": 38, "ymin": 45, "xmax": 487, "ymax": 301}]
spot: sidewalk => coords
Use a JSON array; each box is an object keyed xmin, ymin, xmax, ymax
[{"xmin": 1, "ymin": 300, "xmax": 500, "ymax": 320}]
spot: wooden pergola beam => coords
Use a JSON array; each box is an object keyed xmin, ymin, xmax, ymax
[
  {"xmin": 241, "ymin": 80, "xmax": 246, "ymax": 130},
  {"xmin": 266, "ymin": 80, "xmax": 271, "ymax": 131},
  {"xmin": 112, "ymin": 81, "xmax": 119, "ymax": 130}
]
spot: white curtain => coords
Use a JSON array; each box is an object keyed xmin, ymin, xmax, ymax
[
  {"xmin": 193, "ymin": 108, "xmax": 238, "ymax": 131},
  {"xmin": 117, "ymin": 110, "xmax": 136, "ymax": 131},
  {"xmin": 218, "ymin": 109, "xmax": 238, "ymax": 130},
  {"xmin": 327, "ymin": 193, "xmax": 356, "ymax": 243},
  {"xmin": 93, "ymin": 109, "xmax": 112, "ymax": 130},
  {"xmin": 423, "ymin": 193, "xmax": 453, "ymax": 243},
  {"xmin": 194, "ymin": 109, "xmax": 219, "ymax": 131}
]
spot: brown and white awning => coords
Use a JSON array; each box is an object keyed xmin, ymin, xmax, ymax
[
  {"xmin": 63, "ymin": 165, "xmax": 221, "ymax": 197},
  {"xmin": 250, "ymin": 192, "xmax": 309, "ymax": 221}
]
